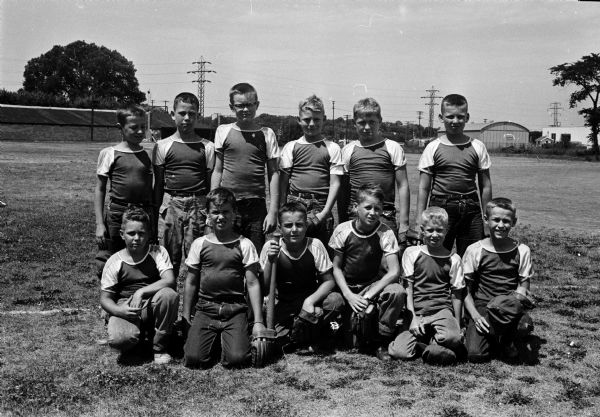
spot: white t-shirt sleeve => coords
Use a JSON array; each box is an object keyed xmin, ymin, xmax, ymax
[
  {"xmin": 151, "ymin": 245, "xmax": 174, "ymax": 275},
  {"xmin": 185, "ymin": 237, "xmax": 205, "ymax": 269},
  {"xmin": 449, "ymin": 254, "xmax": 466, "ymax": 289},
  {"xmin": 385, "ymin": 140, "xmax": 407, "ymax": 169},
  {"xmin": 328, "ymin": 222, "xmax": 349, "ymax": 252},
  {"xmin": 326, "ymin": 141, "xmax": 345, "ymax": 175},
  {"xmin": 340, "ymin": 142, "xmax": 356, "ymax": 174},
  {"xmin": 240, "ymin": 237, "xmax": 260, "ymax": 267},
  {"xmin": 214, "ymin": 124, "xmax": 231, "ymax": 153},
  {"xmin": 100, "ymin": 253, "xmax": 122, "ymax": 292},
  {"xmin": 462, "ymin": 242, "xmax": 481, "ymax": 281},
  {"xmin": 152, "ymin": 139, "xmax": 171, "ymax": 167},
  {"xmin": 402, "ymin": 246, "xmax": 419, "ymax": 282},
  {"xmin": 310, "ymin": 239, "xmax": 333, "ymax": 273},
  {"xmin": 379, "ymin": 226, "xmax": 400, "ymax": 255},
  {"xmin": 473, "ymin": 139, "xmax": 492, "ymax": 170},
  {"xmin": 518, "ymin": 244, "xmax": 534, "ymax": 282},
  {"xmin": 264, "ymin": 128, "xmax": 280, "ymax": 159},
  {"xmin": 418, "ymin": 140, "xmax": 439, "ymax": 174},
  {"xmin": 97, "ymin": 147, "xmax": 114, "ymax": 177},
  {"xmin": 203, "ymin": 139, "xmax": 216, "ymax": 172},
  {"xmin": 279, "ymin": 141, "xmax": 295, "ymax": 171}
]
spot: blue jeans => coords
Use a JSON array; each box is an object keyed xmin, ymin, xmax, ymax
[
  {"xmin": 287, "ymin": 193, "xmax": 334, "ymax": 247},
  {"xmin": 429, "ymin": 195, "xmax": 483, "ymax": 257},
  {"xmin": 158, "ymin": 193, "xmax": 207, "ymax": 278},
  {"xmin": 183, "ymin": 300, "xmax": 250, "ymax": 368},
  {"xmin": 235, "ymin": 198, "xmax": 267, "ymax": 253}
]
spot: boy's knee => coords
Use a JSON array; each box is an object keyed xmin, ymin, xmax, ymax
[
  {"xmin": 183, "ymin": 352, "xmax": 212, "ymax": 369},
  {"xmin": 153, "ymin": 287, "xmax": 179, "ymax": 306},
  {"xmin": 388, "ymin": 333, "xmax": 417, "ymax": 360},
  {"xmin": 107, "ymin": 321, "xmax": 140, "ymax": 352},
  {"xmin": 435, "ymin": 331, "xmax": 462, "ymax": 350},
  {"xmin": 323, "ymin": 292, "xmax": 345, "ymax": 312},
  {"xmin": 222, "ymin": 350, "xmax": 250, "ymax": 368},
  {"xmin": 467, "ymin": 350, "xmax": 491, "ymax": 363},
  {"xmin": 422, "ymin": 345, "xmax": 457, "ymax": 366}
]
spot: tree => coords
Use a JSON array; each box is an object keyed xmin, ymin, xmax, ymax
[
  {"xmin": 550, "ymin": 53, "xmax": 600, "ymax": 160},
  {"xmin": 22, "ymin": 40, "xmax": 145, "ymax": 107}
]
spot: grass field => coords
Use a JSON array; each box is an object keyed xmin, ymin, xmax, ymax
[{"xmin": 1, "ymin": 141, "xmax": 599, "ymax": 416}]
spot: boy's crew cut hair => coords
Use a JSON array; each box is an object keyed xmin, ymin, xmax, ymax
[
  {"xmin": 485, "ymin": 197, "xmax": 517, "ymax": 218},
  {"xmin": 116, "ymin": 105, "xmax": 146, "ymax": 127},
  {"xmin": 298, "ymin": 94, "xmax": 325, "ymax": 115},
  {"xmin": 441, "ymin": 94, "xmax": 468, "ymax": 112},
  {"xmin": 229, "ymin": 82, "xmax": 258, "ymax": 104},
  {"xmin": 355, "ymin": 183, "xmax": 385, "ymax": 205},
  {"xmin": 278, "ymin": 201, "xmax": 308, "ymax": 223},
  {"xmin": 173, "ymin": 92, "xmax": 200, "ymax": 111},
  {"xmin": 353, "ymin": 97, "xmax": 382, "ymax": 121},
  {"xmin": 420, "ymin": 206, "xmax": 449, "ymax": 228},
  {"xmin": 206, "ymin": 187, "xmax": 237, "ymax": 211},
  {"xmin": 121, "ymin": 206, "xmax": 152, "ymax": 230}
]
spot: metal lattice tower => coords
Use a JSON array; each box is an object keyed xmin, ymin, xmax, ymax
[
  {"xmin": 421, "ymin": 86, "xmax": 443, "ymax": 130},
  {"xmin": 417, "ymin": 111, "xmax": 423, "ymax": 138},
  {"xmin": 188, "ymin": 57, "xmax": 216, "ymax": 119},
  {"xmin": 548, "ymin": 102, "xmax": 562, "ymax": 127}
]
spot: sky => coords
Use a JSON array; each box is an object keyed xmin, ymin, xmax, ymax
[{"xmin": 1, "ymin": 0, "xmax": 599, "ymax": 130}]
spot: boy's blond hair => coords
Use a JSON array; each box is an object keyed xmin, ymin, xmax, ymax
[
  {"xmin": 485, "ymin": 197, "xmax": 517, "ymax": 219},
  {"xmin": 353, "ymin": 97, "xmax": 382, "ymax": 121},
  {"xmin": 298, "ymin": 94, "xmax": 325, "ymax": 116},
  {"xmin": 229, "ymin": 82, "xmax": 258, "ymax": 104},
  {"xmin": 420, "ymin": 207, "xmax": 449, "ymax": 228},
  {"xmin": 355, "ymin": 183, "xmax": 384, "ymax": 205}
]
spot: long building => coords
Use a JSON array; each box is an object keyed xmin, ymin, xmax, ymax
[{"xmin": 438, "ymin": 121, "xmax": 530, "ymax": 150}]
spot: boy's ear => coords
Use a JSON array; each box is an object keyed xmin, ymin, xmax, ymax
[
  {"xmin": 170, "ymin": 111, "xmax": 175, "ymax": 120},
  {"xmin": 255, "ymin": 101, "xmax": 260, "ymax": 111},
  {"xmin": 512, "ymin": 216, "xmax": 518, "ymax": 226},
  {"xmin": 465, "ymin": 112, "xmax": 470, "ymax": 123}
]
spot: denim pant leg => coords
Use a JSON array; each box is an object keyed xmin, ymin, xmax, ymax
[
  {"xmin": 221, "ymin": 308, "xmax": 251, "ymax": 368},
  {"xmin": 159, "ymin": 195, "xmax": 185, "ymax": 278},
  {"xmin": 376, "ymin": 283, "xmax": 406, "ymax": 337},
  {"xmin": 429, "ymin": 308, "xmax": 462, "ymax": 351},
  {"xmin": 144, "ymin": 287, "xmax": 179, "ymax": 352},
  {"xmin": 95, "ymin": 204, "xmax": 127, "ymax": 278},
  {"xmin": 455, "ymin": 199, "xmax": 484, "ymax": 257},
  {"xmin": 182, "ymin": 196, "xmax": 207, "ymax": 266},
  {"xmin": 107, "ymin": 298, "xmax": 141, "ymax": 353},
  {"xmin": 388, "ymin": 317, "xmax": 418, "ymax": 360},
  {"xmin": 183, "ymin": 309, "xmax": 219, "ymax": 369},
  {"xmin": 466, "ymin": 303, "xmax": 493, "ymax": 362},
  {"xmin": 238, "ymin": 199, "xmax": 267, "ymax": 253}
]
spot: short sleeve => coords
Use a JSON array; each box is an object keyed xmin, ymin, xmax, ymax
[
  {"xmin": 401, "ymin": 246, "xmax": 419, "ymax": 282},
  {"xmin": 418, "ymin": 140, "xmax": 438, "ymax": 174},
  {"xmin": 264, "ymin": 128, "xmax": 280, "ymax": 159},
  {"xmin": 309, "ymin": 238, "xmax": 333, "ymax": 274},
  {"xmin": 214, "ymin": 124, "xmax": 232, "ymax": 153},
  {"xmin": 326, "ymin": 141, "xmax": 344, "ymax": 175},
  {"xmin": 185, "ymin": 237, "xmax": 206, "ymax": 269},
  {"xmin": 150, "ymin": 245, "xmax": 173, "ymax": 275},
  {"xmin": 259, "ymin": 242, "xmax": 270, "ymax": 270},
  {"xmin": 340, "ymin": 142, "xmax": 356, "ymax": 174},
  {"xmin": 385, "ymin": 140, "xmax": 407, "ymax": 168},
  {"xmin": 518, "ymin": 244, "xmax": 534, "ymax": 282},
  {"xmin": 473, "ymin": 139, "xmax": 492, "ymax": 170},
  {"xmin": 462, "ymin": 242, "xmax": 482, "ymax": 281},
  {"xmin": 328, "ymin": 222, "xmax": 349, "ymax": 252},
  {"xmin": 240, "ymin": 237, "xmax": 259, "ymax": 267},
  {"xmin": 279, "ymin": 141, "xmax": 295, "ymax": 171},
  {"xmin": 203, "ymin": 139, "xmax": 216, "ymax": 171},
  {"xmin": 379, "ymin": 226, "xmax": 399, "ymax": 255},
  {"xmin": 449, "ymin": 254, "xmax": 465, "ymax": 289},
  {"xmin": 152, "ymin": 139, "xmax": 170, "ymax": 166},
  {"xmin": 97, "ymin": 147, "xmax": 114, "ymax": 177},
  {"xmin": 100, "ymin": 253, "xmax": 122, "ymax": 292}
]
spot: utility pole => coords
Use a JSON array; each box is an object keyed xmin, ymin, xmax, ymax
[
  {"xmin": 548, "ymin": 102, "xmax": 562, "ymax": 127},
  {"xmin": 417, "ymin": 111, "xmax": 423, "ymax": 138},
  {"xmin": 163, "ymin": 100, "xmax": 169, "ymax": 112},
  {"xmin": 344, "ymin": 114, "xmax": 349, "ymax": 142},
  {"xmin": 332, "ymin": 100, "xmax": 336, "ymax": 141},
  {"xmin": 421, "ymin": 86, "xmax": 443, "ymax": 134},
  {"xmin": 188, "ymin": 57, "xmax": 216, "ymax": 118}
]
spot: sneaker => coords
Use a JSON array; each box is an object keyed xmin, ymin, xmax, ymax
[
  {"xmin": 376, "ymin": 347, "xmax": 392, "ymax": 362},
  {"xmin": 153, "ymin": 352, "xmax": 172, "ymax": 365},
  {"xmin": 502, "ymin": 342, "xmax": 519, "ymax": 361}
]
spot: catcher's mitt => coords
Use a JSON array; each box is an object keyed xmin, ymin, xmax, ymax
[
  {"xmin": 350, "ymin": 308, "xmax": 378, "ymax": 348},
  {"xmin": 290, "ymin": 309, "xmax": 321, "ymax": 346},
  {"xmin": 513, "ymin": 289, "xmax": 536, "ymax": 310},
  {"xmin": 250, "ymin": 328, "xmax": 277, "ymax": 368}
]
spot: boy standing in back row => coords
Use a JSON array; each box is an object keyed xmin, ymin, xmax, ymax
[
  {"xmin": 211, "ymin": 83, "xmax": 280, "ymax": 252},
  {"xmin": 153, "ymin": 92, "xmax": 215, "ymax": 279},
  {"xmin": 279, "ymin": 94, "xmax": 343, "ymax": 246},
  {"xmin": 414, "ymin": 94, "xmax": 492, "ymax": 256}
]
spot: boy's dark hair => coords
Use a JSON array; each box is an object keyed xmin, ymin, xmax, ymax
[
  {"xmin": 121, "ymin": 206, "xmax": 152, "ymax": 230},
  {"xmin": 278, "ymin": 201, "xmax": 308, "ymax": 223},
  {"xmin": 353, "ymin": 97, "xmax": 382, "ymax": 121},
  {"xmin": 173, "ymin": 92, "xmax": 199, "ymax": 111},
  {"xmin": 355, "ymin": 183, "xmax": 384, "ymax": 205},
  {"xmin": 229, "ymin": 83, "xmax": 258, "ymax": 104},
  {"xmin": 485, "ymin": 197, "xmax": 517, "ymax": 219},
  {"xmin": 116, "ymin": 104, "xmax": 146, "ymax": 127},
  {"xmin": 441, "ymin": 94, "xmax": 468, "ymax": 113},
  {"xmin": 206, "ymin": 187, "xmax": 237, "ymax": 211}
]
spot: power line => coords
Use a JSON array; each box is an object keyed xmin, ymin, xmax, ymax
[
  {"xmin": 421, "ymin": 86, "xmax": 443, "ymax": 130},
  {"xmin": 188, "ymin": 57, "xmax": 216, "ymax": 118},
  {"xmin": 548, "ymin": 102, "xmax": 562, "ymax": 127}
]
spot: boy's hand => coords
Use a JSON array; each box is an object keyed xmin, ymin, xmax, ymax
[
  {"xmin": 117, "ymin": 304, "xmax": 142, "ymax": 320},
  {"xmin": 130, "ymin": 290, "xmax": 145, "ymax": 309},
  {"xmin": 263, "ymin": 212, "xmax": 278, "ymax": 234},
  {"xmin": 409, "ymin": 316, "xmax": 426, "ymax": 337},
  {"xmin": 473, "ymin": 315, "xmax": 490, "ymax": 334},
  {"xmin": 265, "ymin": 240, "xmax": 281, "ymax": 262},
  {"xmin": 345, "ymin": 292, "xmax": 369, "ymax": 313},
  {"xmin": 95, "ymin": 224, "xmax": 107, "ymax": 249},
  {"xmin": 301, "ymin": 299, "xmax": 315, "ymax": 314},
  {"xmin": 252, "ymin": 322, "xmax": 266, "ymax": 337}
]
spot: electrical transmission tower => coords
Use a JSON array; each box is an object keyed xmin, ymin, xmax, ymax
[
  {"xmin": 421, "ymin": 86, "xmax": 443, "ymax": 132},
  {"xmin": 417, "ymin": 111, "xmax": 423, "ymax": 138},
  {"xmin": 548, "ymin": 102, "xmax": 562, "ymax": 127},
  {"xmin": 188, "ymin": 57, "xmax": 216, "ymax": 118}
]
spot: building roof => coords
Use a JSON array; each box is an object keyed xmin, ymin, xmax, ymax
[{"xmin": 439, "ymin": 120, "xmax": 529, "ymax": 133}]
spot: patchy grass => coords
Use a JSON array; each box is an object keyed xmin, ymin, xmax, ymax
[{"xmin": 1, "ymin": 141, "xmax": 600, "ymax": 416}]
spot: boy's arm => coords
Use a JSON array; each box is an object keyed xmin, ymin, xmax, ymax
[
  {"xmin": 246, "ymin": 264, "xmax": 266, "ymax": 335},
  {"xmin": 478, "ymin": 169, "xmax": 492, "ymax": 212},
  {"xmin": 129, "ymin": 269, "xmax": 176, "ymax": 309},
  {"xmin": 211, "ymin": 153, "xmax": 223, "ymax": 190},
  {"xmin": 332, "ymin": 251, "xmax": 368, "ymax": 313},
  {"xmin": 100, "ymin": 291, "xmax": 141, "ymax": 320},
  {"xmin": 94, "ymin": 176, "xmax": 108, "ymax": 249},
  {"xmin": 464, "ymin": 282, "xmax": 489, "ymax": 334},
  {"xmin": 405, "ymin": 280, "xmax": 424, "ymax": 337},
  {"xmin": 153, "ymin": 164, "xmax": 165, "ymax": 239},
  {"xmin": 362, "ymin": 253, "xmax": 400, "ymax": 300},
  {"xmin": 337, "ymin": 175, "xmax": 351, "ymax": 223},
  {"xmin": 451, "ymin": 288, "xmax": 464, "ymax": 327},
  {"xmin": 302, "ymin": 270, "xmax": 336, "ymax": 313},
  {"xmin": 317, "ymin": 174, "xmax": 341, "ymax": 223},
  {"xmin": 395, "ymin": 166, "xmax": 410, "ymax": 234},
  {"xmin": 264, "ymin": 158, "xmax": 280, "ymax": 234},
  {"xmin": 182, "ymin": 267, "xmax": 200, "ymax": 324},
  {"xmin": 415, "ymin": 172, "xmax": 432, "ymax": 227},
  {"xmin": 279, "ymin": 169, "xmax": 290, "ymax": 208}
]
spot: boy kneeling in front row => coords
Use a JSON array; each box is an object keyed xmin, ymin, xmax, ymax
[
  {"xmin": 100, "ymin": 207, "xmax": 179, "ymax": 365},
  {"xmin": 260, "ymin": 202, "xmax": 342, "ymax": 354}
]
